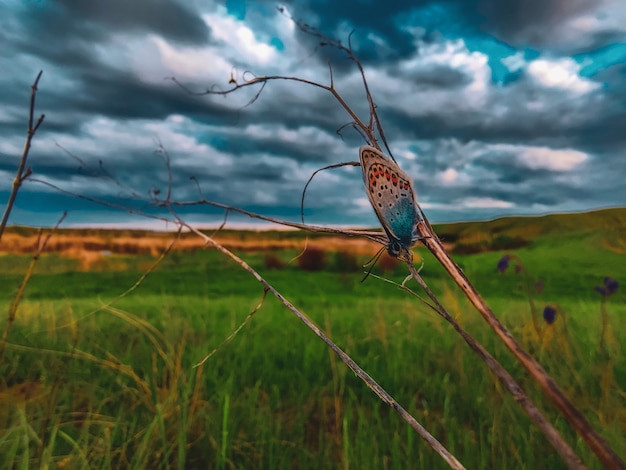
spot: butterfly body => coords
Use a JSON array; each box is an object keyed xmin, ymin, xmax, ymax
[{"xmin": 359, "ymin": 145, "xmax": 421, "ymax": 260}]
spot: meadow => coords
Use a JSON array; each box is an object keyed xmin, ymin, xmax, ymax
[{"xmin": 0, "ymin": 209, "xmax": 625, "ymax": 469}]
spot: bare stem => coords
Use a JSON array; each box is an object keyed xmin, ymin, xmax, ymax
[
  {"xmin": 168, "ymin": 197, "xmax": 388, "ymax": 244},
  {"xmin": 0, "ymin": 211, "xmax": 66, "ymax": 361},
  {"xmin": 0, "ymin": 71, "xmax": 45, "ymax": 243},
  {"xmin": 599, "ymin": 298, "xmax": 608, "ymax": 355}
]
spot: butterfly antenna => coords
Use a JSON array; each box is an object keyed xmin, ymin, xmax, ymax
[
  {"xmin": 361, "ymin": 246, "xmax": 385, "ymax": 282},
  {"xmin": 374, "ymin": 113, "xmax": 396, "ymax": 163}
]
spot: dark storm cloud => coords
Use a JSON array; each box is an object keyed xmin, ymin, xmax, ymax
[
  {"xmin": 467, "ymin": 0, "xmax": 626, "ymax": 52},
  {"xmin": 419, "ymin": 161, "xmax": 585, "ymax": 209},
  {"xmin": 2, "ymin": 0, "xmax": 625, "ymax": 228},
  {"xmin": 201, "ymin": 82, "xmax": 367, "ymax": 162},
  {"xmin": 3, "ymin": 2, "xmax": 224, "ymax": 130},
  {"xmin": 66, "ymin": 71, "xmax": 241, "ymax": 123},
  {"xmin": 384, "ymin": 59, "xmax": 474, "ymax": 90},
  {"xmin": 30, "ymin": 0, "xmax": 211, "ymax": 45},
  {"xmin": 18, "ymin": 71, "xmax": 245, "ymax": 144},
  {"xmin": 467, "ymin": 0, "xmax": 597, "ymax": 45},
  {"xmin": 286, "ymin": 0, "xmax": 623, "ymax": 57},
  {"xmin": 566, "ymin": 65, "xmax": 626, "ymax": 153},
  {"xmin": 209, "ymin": 130, "xmax": 341, "ymax": 164},
  {"xmin": 287, "ymin": 0, "xmax": 419, "ymax": 62},
  {"xmin": 3, "ymin": 1, "xmax": 211, "ymax": 111},
  {"xmin": 229, "ymin": 161, "xmax": 289, "ymax": 182}
]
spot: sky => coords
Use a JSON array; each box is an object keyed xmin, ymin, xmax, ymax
[{"xmin": 1, "ymin": 0, "xmax": 626, "ymax": 230}]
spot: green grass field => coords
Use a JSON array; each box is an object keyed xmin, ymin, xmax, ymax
[{"xmin": 1, "ymin": 210, "xmax": 625, "ymax": 469}]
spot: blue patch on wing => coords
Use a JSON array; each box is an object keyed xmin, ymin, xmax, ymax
[{"xmin": 381, "ymin": 197, "xmax": 418, "ymax": 248}]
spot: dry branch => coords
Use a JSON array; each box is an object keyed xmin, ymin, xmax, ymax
[
  {"xmin": 0, "ymin": 71, "xmax": 45, "ymax": 243},
  {"xmin": 0, "ymin": 212, "xmax": 67, "ymax": 360}
]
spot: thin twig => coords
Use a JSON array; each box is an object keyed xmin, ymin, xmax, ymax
[
  {"xmin": 0, "ymin": 71, "xmax": 45, "ymax": 243},
  {"xmin": 283, "ymin": 9, "xmax": 394, "ymax": 158},
  {"xmin": 167, "ymin": 197, "xmax": 388, "ymax": 244},
  {"xmin": 171, "ymin": 18, "xmax": 396, "ymax": 157},
  {"xmin": 28, "ymin": 176, "xmax": 389, "ymax": 246},
  {"xmin": 34, "ymin": 226, "xmax": 185, "ymax": 335},
  {"xmin": 4, "ymin": 342, "xmax": 155, "ymax": 411},
  {"xmin": 194, "ymin": 289, "xmax": 269, "ymax": 367},
  {"xmin": 27, "ymin": 177, "xmax": 177, "ymax": 226},
  {"xmin": 0, "ymin": 211, "xmax": 67, "ymax": 360},
  {"xmin": 599, "ymin": 298, "xmax": 608, "ymax": 355}
]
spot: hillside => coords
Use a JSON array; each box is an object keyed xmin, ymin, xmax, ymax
[
  {"xmin": 433, "ymin": 207, "xmax": 626, "ymax": 254},
  {"xmin": 1, "ymin": 207, "xmax": 625, "ymax": 261}
]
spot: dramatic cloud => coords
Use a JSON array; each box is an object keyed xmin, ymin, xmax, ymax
[
  {"xmin": 1, "ymin": 0, "xmax": 625, "ymax": 229},
  {"xmin": 471, "ymin": 0, "xmax": 626, "ymax": 52},
  {"xmin": 516, "ymin": 147, "xmax": 588, "ymax": 172},
  {"xmin": 526, "ymin": 58, "xmax": 600, "ymax": 94}
]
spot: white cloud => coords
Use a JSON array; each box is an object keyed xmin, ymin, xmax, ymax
[
  {"xmin": 461, "ymin": 197, "xmax": 514, "ymax": 209},
  {"xmin": 203, "ymin": 9, "xmax": 277, "ymax": 66},
  {"xmin": 252, "ymin": 189, "xmax": 278, "ymax": 205},
  {"xmin": 396, "ymin": 149, "xmax": 418, "ymax": 161},
  {"xmin": 550, "ymin": 1, "xmax": 626, "ymax": 51},
  {"xmin": 407, "ymin": 39, "xmax": 491, "ymax": 109},
  {"xmin": 354, "ymin": 197, "xmax": 375, "ymax": 210},
  {"xmin": 0, "ymin": 136, "xmax": 22, "ymax": 157},
  {"xmin": 435, "ymin": 168, "xmax": 470, "ymax": 186},
  {"xmin": 517, "ymin": 146, "xmax": 588, "ymax": 171},
  {"xmin": 149, "ymin": 35, "xmax": 233, "ymax": 82},
  {"xmin": 128, "ymin": 5, "xmax": 294, "ymax": 85},
  {"xmin": 491, "ymin": 143, "xmax": 588, "ymax": 172},
  {"xmin": 243, "ymin": 123, "xmax": 337, "ymax": 147},
  {"xmin": 527, "ymin": 57, "xmax": 600, "ymax": 94},
  {"xmin": 28, "ymin": 115, "xmax": 235, "ymax": 183},
  {"xmin": 355, "ymin": 38, "xmax": 491, "ymax": 116},
  {"xmin": 419, "ymin": 197, "xmax": 514, "ymax": 210},
  {"xmin": 501, "ymin": 51, "xmax": 525, "ymax": 72}
]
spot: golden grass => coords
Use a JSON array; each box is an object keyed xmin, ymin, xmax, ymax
[{"xmin": 0, "ymin": 228, "xmax": 388, "ymax": 272}]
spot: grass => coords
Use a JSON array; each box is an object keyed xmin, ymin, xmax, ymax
[{"xmin": 0, "ymin": 213, "xmax": 625, "ymax": 469}]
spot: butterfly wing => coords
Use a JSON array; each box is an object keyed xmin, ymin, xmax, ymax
[{"xmin": 359, "ymin": 146, "xmax": 420, "ymax": 253}]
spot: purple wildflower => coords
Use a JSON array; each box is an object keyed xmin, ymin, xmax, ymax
[
  {"xmin": 497, "ymin": 255, "xmax": 510, "ymax": 274},
  {"xmin": 543, "ymin": 306, "xmax": 557, "ymax": 325},
  {"xmin": 604, "ymin": 277, "xmax": 618, "ymax": 295},
  {"xmin": 595, "ymin": 277, "xmax": 619, "ymax": 297},
  {"xmin": 535, "ymin": 280, "xmax": 544, "ymax": 294}
]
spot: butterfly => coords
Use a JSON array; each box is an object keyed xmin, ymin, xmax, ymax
[{"xmin": 359, "ymin": 145, "xmax": 421, "ymax": 261}]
